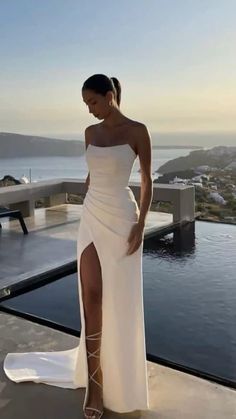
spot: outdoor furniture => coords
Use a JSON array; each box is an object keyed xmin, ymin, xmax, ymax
[{"xmin": 0, "ymin": 206, "xmax": 28, "ymax": 234}]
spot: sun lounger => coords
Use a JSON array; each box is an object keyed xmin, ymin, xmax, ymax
[{"xmin": 0, "ymin": 206, "xmax": 28, "ymax": 234}]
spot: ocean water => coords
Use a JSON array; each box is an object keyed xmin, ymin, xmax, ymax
[{"xmin": 0, "ymin": 148, "xmax": 194, "ymax": 183}]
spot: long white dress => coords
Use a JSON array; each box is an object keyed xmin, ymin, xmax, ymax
[{"xmin": 3, "ymin": 143, "xmax": 150, "ymax": 413}]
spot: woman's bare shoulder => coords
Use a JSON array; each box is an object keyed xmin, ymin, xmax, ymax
[
  {"xmin": 129, "ymin": 120, "xmax": 149, "ymax": 138},
  {"xmin": 125, "ymin": 120, "xmax": 150, "ymax": 156},
  {"xmin": 121, "ymin": 117, "xmax": 144, "ymax": 127},
  {"xmin": 84, "ymin": 125, "xmax": 97, "ymax": 147},
  {"xmin": 85, "ymin": 123, "xmax": 99, "ymax": 133},
  {"xmin": 84, "ymin": 124, "xmax": 100, "ymax": 143}
]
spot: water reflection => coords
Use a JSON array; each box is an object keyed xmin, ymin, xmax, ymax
[{"xmin": 144, "ymin": 221, "xmax": 195, "ymax": 259}]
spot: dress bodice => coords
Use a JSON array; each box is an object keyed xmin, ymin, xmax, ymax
[{"xmin": 85, "ymin": 144, "xmax": 137, "ymax": 191}]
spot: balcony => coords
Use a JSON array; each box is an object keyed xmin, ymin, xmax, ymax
[{"xmin": 1, "ymin": 179, "xmax": 235, "ymax": 418}]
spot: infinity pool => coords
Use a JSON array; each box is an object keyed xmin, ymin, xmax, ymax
[{"xmin": 1, "ymin": 221, "xmax": 236, "ymax": 384}]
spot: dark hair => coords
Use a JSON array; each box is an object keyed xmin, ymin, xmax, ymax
[{"xmin": 82, "ymin": 74, "xmax": 121, "ymax": 106}]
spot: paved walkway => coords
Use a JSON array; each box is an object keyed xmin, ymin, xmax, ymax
[{"xmin": 0, "ymin": 312, "xmax": 235, "ymax": 419}]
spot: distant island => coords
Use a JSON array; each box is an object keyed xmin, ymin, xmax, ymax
[
  {"xmin": 158, "ymin": 146, "xmax": 236, "ymax": 174},
  {"xmin": 0, "ymin": 132, "xmax": 85, "ymax": 158},
  {"xmin": 152, "ymin": 145, "xmax": 202, "ymax": 149}
]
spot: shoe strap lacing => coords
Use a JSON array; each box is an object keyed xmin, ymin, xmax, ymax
[{"xmin": 85, "ymin": 331, "xmax": 102, "ymax": 389}]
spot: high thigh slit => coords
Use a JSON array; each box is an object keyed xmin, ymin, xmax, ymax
[
  {"xmin": 79, "ymin": 241, "xmax": 102, "ymax": 307},
  {"xmin": 3, "ymin": 143, "xmax": 150, "ymax": 413}
]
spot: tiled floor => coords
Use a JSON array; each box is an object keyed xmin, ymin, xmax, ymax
[
  {"xmin": 0, "ymin": 311, "xmax": 235, "ymax": 419},
  {"xmin": 0, "ymin": 204, "xmax": 173, "ymax": 299}
]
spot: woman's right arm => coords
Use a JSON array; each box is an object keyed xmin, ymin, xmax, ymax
[
  {"xmin": 85, "ymin": 126, "xmax": 93, "ymax": 189},
  {"xmin": 85, "ymin": 172, "xmax": 90, "ymax": 189}
]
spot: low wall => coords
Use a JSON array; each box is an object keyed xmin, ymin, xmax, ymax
[{"xmin": 0, "ymin": 178, "xmax": 195, "ymax": 223}]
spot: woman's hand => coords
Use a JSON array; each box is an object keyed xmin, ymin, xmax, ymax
[{"xmin": 126, "ymin": 221, "xmax": 145, "ymax": 256}]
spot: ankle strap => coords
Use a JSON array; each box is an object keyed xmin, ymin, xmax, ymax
[{"xmin": 86, "ymin": 331, "xmax": 102, "ymax": 340}]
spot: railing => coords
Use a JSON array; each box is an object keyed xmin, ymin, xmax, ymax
[{"xmin": 0, "ymin": 178, "xmax": 195, "ymax": 223}]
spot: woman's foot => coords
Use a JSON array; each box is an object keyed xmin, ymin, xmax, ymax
[{"xmin": 84, "ymin": 367, "xmax": 103, "ymax": 418}]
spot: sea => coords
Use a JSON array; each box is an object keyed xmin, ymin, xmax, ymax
[{"xmin": 0, "ymin": 148, "xmax": 195, "ymax": 183}]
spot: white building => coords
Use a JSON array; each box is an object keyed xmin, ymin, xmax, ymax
[
  {"xmin": 225, "ymin": 161, "xmax": 236, "ymax": 170},
  {"xmin": 192, "ymin": 175, "xmax": 203, "ymax": 182},
  {"xmin": 169, "ymin": 176, "xmax": 187, "ymax": 185},
  {"xmin": 209, "ymin": 192, "xmax": 227, "ymax": 205},
  {"xmin": 195, "ymin": 165, "xmax": 211, "ymax": 173}
]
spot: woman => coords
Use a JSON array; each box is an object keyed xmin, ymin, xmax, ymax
[
  {"xmin": 3, "ymin": 74, "xmax": 153, "ymax": 418},
  {"xmin": 80, "ymin": 74, "xmax": 153, "ymax": 418}
]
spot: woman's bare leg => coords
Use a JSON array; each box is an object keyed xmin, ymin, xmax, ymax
[{"xmin": 80, "ymin": 242, "xmax": 103, "ymax": 417}]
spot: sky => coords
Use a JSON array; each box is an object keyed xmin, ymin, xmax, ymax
[{"xmin": 0, "ymin": 0, "xmax": 236, "ymax": 145}]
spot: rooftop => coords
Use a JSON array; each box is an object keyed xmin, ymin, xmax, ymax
[{"xmin": 0, "ymin": 204, "xmax": 235, "ymax": 418}]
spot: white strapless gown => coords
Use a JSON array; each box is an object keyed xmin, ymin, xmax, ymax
[{"xmin": 3, "ymin": 143, "xmax": 150, "ymax": 413}]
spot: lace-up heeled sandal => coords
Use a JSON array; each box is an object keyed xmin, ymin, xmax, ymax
[{"xmin": 83, "ymin": 331, "xmax": 104, "ymax": 419}]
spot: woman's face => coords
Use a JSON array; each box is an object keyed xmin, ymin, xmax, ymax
[{"xmin": 82, "ymin": 89, "xmax": 112, "ymax": 120}]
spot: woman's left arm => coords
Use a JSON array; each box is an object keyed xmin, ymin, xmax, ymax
[
  {"xmin": 126, "ymin": 125, "xmax": 153, "ymax": 256},
  {"xmin": 136, "ymin": 124, "xmax": 153, "ymax": 229}
]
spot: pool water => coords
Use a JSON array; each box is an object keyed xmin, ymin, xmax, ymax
[{"xmin": 1, "ymin": 221, "xmax": 236, "ymax": 383}]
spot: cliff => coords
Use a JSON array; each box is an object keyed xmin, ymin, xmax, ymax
[
  {"xmin": 158, "ymin": 146, "xmax": 236, "ymax": 174},
  {"xmin": 0, "ymin": 132, "xmax": 84, "ymax": 158}
]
